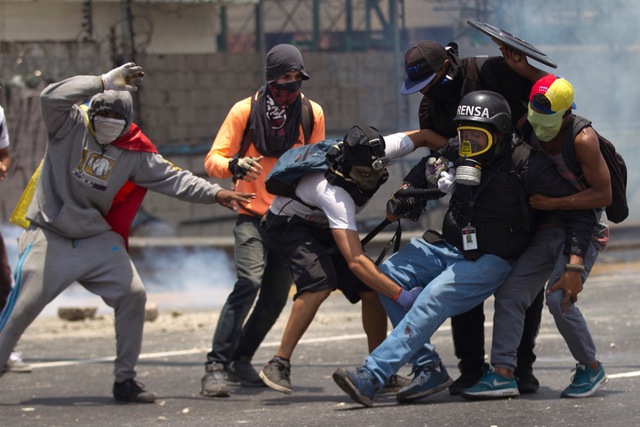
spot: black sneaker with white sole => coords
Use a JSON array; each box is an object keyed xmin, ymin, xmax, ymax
[{"xmin": 259, "ymin": 357, "xmax": 292, "ymax": 394}]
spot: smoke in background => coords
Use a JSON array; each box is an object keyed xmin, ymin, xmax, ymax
[
  {"xmin": 528, "ymin": 2, "xmax": 640, "ymax": 222},
  {"xmin": 461, "ymin": 1, "xmax": 640, "ymax": 221},
  {"xmin": 474, "ymin": 1, "xmax": 640, "ymax": 131},
  {"xmin": 1, "ymin": 223, "xmax": 237, "ymax": 317}
]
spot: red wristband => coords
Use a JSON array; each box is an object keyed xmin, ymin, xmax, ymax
[{"xmin": 392, "ymin": 288, "xmax": 403, "ymax": 301}]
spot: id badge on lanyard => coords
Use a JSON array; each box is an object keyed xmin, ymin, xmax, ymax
[{"xmin": 462, "ymin": 225, "xmax": 478, "ymax": 251}]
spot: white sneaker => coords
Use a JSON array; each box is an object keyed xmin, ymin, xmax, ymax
[{"xmin": 5, "ymin": 352, "xmax": 32, "ymax": 373}]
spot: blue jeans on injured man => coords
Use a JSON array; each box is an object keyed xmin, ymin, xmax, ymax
[{"xmin": 363, "ymin": 237, "xmax": 513, "ymax": 392}]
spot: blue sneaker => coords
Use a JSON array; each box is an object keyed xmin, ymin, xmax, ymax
[
  {"xmin": 333, "ymin": 367, "xmax": 377, "ymax": 407},
  {"xmin": 396, "ymin": 362, "xmax": 453, "ymax": 403},
  {"xmin": 561, "ymin": 362, "xmax": 608, "ymax": 398},
  {"xmin": 461, "ymin": 370, "xmax": 519, "ymax": 400}
]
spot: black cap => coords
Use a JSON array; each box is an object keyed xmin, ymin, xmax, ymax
[{"xmin": 400, "ymin": 41, "xmax": 447, "ymax": 95}]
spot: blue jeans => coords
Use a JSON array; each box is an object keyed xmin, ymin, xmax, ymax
[
  {"xmin": 206, "ymin": 215, "xmax": 291, "ymax": 366},
  {"xmin": 366, "ymin": 237, "xmax": 512, "ymax": 391}
]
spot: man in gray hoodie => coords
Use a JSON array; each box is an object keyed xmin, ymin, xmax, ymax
[{"xmin": 0, "ymin": 63, "xmax": 254, "ymax": 403}]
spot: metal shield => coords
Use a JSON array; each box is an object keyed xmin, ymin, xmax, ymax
[{"xmin": 467, "ymin": 20, "xmax": 558, "ymax": 69}]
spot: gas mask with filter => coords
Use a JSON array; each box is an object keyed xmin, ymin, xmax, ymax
[{"xmin": 452, "ymin": 91, "xmax": 513, "ymax": 186}]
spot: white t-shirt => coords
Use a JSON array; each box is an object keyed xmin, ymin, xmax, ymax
[
  {"xmin": 0, "ymin": 106, "xmax": 9, "ymax": 150},
  {"xmin": 269, "ymin": 132, "xmax": 422, "ymax": 231}
]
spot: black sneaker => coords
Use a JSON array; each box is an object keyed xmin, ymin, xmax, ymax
[
  {"xmin": 228, "ymin": 360, "xmax": 266, "ymax": 387},
  {"xmin": 449, "ymin": 363, "xmax": 489, "ymax": 395},
  {"xmin": 259, "ymin": 357, "xmax": 292, "ymax": 394},
  {"xmin": 515, "ymin": 369, "xmax": 540, "ymax": 394},
  {"xmin": 201, "ymin": 362, "xmax": 231, "ymax": 397},
  {"xmin": 113, "ymin": 379, "xmax": 157, "ymax": 403}
]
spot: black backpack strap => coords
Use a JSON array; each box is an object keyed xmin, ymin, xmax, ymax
[
  {"xmin": 361, "ymin": 218, "xmax": 390, "ymax": 247},
  {"xmin": 237, "ymin": 92, "xmax": 259, "ymax": 159},
  {"xmin": 301, "ymin": 94, "xmax": 314, "ymax": 144},
  {"xmin": 361, "ymin": 219, "xmax": 402, "ymax": 266},
  {"xmin": 561, "ymin": 115, "xmax": 592, "ymax": 181}
]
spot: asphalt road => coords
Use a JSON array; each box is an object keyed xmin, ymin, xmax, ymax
[{"xmin": 1, "ymin": 270, "xmax": 639, "ymax": 427}]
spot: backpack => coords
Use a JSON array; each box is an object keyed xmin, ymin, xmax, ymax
[
  {"xmin": 265, "ymin": 124, "xmax": 387, "ymax": 206},
  {"xmin": 563, "ymin": 115, "xmax": 629, "ymax": 224},
  {"xmin": 264, "ymin": 138, "xmax": 340, "ymax": 201},
  {"xmin": 236, "ymin": 92, "xmax": 314, "ymax": 159}
]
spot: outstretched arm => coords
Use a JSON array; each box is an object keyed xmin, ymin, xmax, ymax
[
  {"xmin": 403, "ymin": 129, "xmax": 449, "ymax": 151},
  {"xmin": 215, "ymin": 189, "xmax": 255, "ymax": 211}
]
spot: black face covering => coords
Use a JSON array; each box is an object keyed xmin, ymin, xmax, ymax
[
  {"xmin": 247, "ymin": 86, "xmax": 302, "ymax": 158},
  {"xmin": 268, "ymin": 80, "xmax": 302, "ymax": 106},
  {"xmin": 428, "ymin": 75, "xmax": 459, "ymax": 101}
]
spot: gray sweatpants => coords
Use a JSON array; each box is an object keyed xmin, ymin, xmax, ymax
[
  {"xmin": 0, "ymin": 226, "xmax": 147, "ymax": 382},
  {"xmin": 491, "ymin": 226, "xmax": 600, "ymax": 371}
]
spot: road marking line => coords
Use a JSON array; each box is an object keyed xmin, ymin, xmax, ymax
[
  {"xmin": 27, "ymin": 333, "xmax": 371, "ymax": 369},
  {"xmin": 608, "ymin": 371, "xmax": 640, "ymax": 379},
  {"xmin": 26, "ymin": 327, "xmax": 640, "ymax": 384}
]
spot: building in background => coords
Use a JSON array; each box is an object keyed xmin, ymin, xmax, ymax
[{"xmin": 1, "ymin": 0, "xmax": 638, "ymax": 235}]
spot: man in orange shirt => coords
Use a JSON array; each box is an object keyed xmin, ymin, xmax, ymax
[{"xmin": 200, "ymin": 44, "xmax": 326, "ymax": 397}]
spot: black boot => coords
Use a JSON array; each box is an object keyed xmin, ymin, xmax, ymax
[
  {"xmin": 449, "ymin": 361, "xmax": 490, "ymax": 395},
  {"xmin": 514, "ymin": 366, "xmax": 540, "ymax": 394}
]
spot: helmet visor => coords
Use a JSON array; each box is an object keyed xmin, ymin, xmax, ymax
[{"xmin": 457, "ymin": 126, "xmax": 493, "ymax": 158}]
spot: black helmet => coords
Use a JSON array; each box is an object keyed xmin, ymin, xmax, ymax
[
  {"xmin": 341, "ymin": 125, "xmax": 386, "ymax": 167},
  {"xmin": 454, "ymin": 91, "xmax": 512, "ymax": 134},
  {"xmin": 325, "ymin": 124, "xmax": 389, "ymax": 206}
]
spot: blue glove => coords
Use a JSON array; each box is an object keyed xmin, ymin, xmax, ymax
[{"xmin": 395, "ymin": 287, "xmax": 424, "ymax": 311}]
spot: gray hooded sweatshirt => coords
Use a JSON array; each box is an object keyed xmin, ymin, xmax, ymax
[{"xmin": 28, "ymin": 75, "xmax": 222, "ymax": 239}]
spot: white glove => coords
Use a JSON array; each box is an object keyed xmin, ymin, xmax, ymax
[
  {"xmin": 101, "ymin": 62, "xmax": 144, "ymax": 91},
  {"xmin": 437, "ymin": 169, "xmax": 456, "ymax": 194},
  {"xmin": 237, "ymin": 157, "xmax": 260, "ymax": 171}
]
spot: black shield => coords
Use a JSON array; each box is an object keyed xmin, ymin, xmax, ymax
[{"xmin": 467, "ymin": 20, "xmax": 558, "ymax": 69}]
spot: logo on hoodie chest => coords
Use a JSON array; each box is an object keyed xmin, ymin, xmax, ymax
[{"xmin": 73, "ymin": 148, "xmax": 117, "ymax": 191}]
